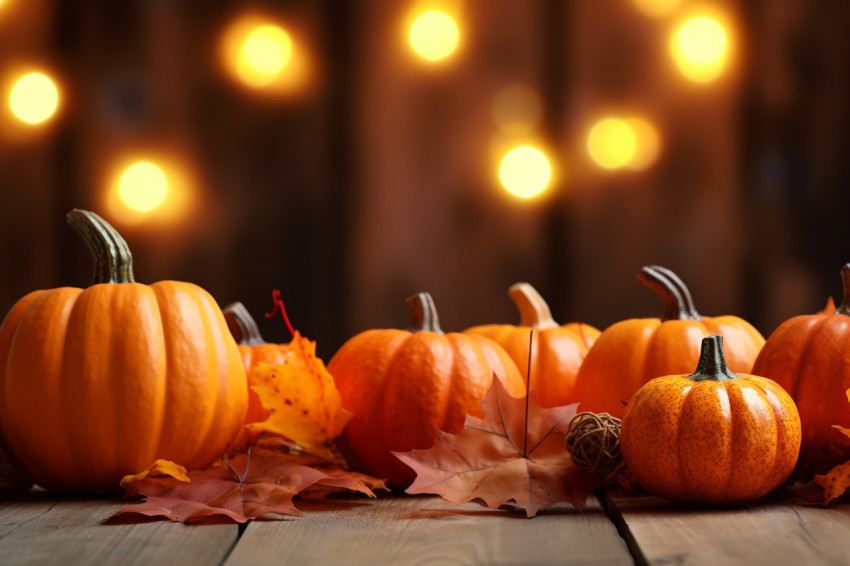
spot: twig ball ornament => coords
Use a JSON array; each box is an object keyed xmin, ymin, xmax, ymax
[{"xmin": 566, "ymin": 412, "xmax": 623, "ymax": 479}]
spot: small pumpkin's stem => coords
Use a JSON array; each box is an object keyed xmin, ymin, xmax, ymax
[
  {"xmin": 687, "ymin": 335, "xmax": 738, "ymax": 382},
  {"xmin": 223, "ymin": 302, "xmax": 266, "ymax": 346},
  {"xmin": 66, "ymin": 209, "xmax": 135, "ymax": 284},
  {"xmin": 509, "ymin": 283, "xmax": 559, "ymax": 330},
  {"xmin": 406, "ymin": 293, "xmax": 444, "ymax": 334},
  {"xmin": 837, "ymin": 264, "xmax": 850, "ymax": 316},
  {"xmin": 637, "ymin": 265, "xmax": 700, "ymax": 322}
]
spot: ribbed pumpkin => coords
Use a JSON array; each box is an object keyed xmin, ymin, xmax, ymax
[
  {"xmin": 223, "ymin": 301, "xmax": 292, "ymax": 424},
  {"xmin": 0, "ymin": 209, "xmax": 247, "ymax": 493},
  {"xmin": 465, "ymin": 282, "xmax": 600, "ymax": 407},
  {"xmin": 573, "ymin": 265, "xmax": 765, "ymax": 417},
  {"xmin": 328, "ymin": 292, "xmax": 526, "ymax": 489},
  {"xmin": 621, "ymin": 335, "xmax": 801, "ymax": 503},
  {"xmin": 752, "ymin": 264, "xmax": 850, "ymax": 468}
]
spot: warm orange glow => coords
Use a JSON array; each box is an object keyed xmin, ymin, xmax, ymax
[
  {"xmin": 491, "ymin": 84, "xmax": 542, "ymax": 135},
  {"xmin": 107, "ymin": 155, "xmax": 194, "ymax": 225},
  {"xmin": 9, "ymin": 72, "xmax": 59, "ymax": 125},
  {"xmin": 221, "ymin": 15, "xmax": 309, "ymax": 94},
  {"xmin": 408, "ymin": 10, "xmax": 460, "ymax": 61},
  {"xmin": 632, "ymin": 0, "xmax": 682, "ymax": 18},
  {"xmin": 119, "ymin": 162, "xmax": 168, "ymax": 213},
  {"xmin": 625, "ymin": 118, "xmax": 662, "ymax": 171},
  {"xmin": 587, "ymin": 118, "xmax": 636, "ymax": 170},
  {"xmin": 498, "ymin": 145, "xmax": 552, "ymax": 199},
  {"xmin": 671, "ymin": 15, "xmax": 729, "ymax": 83}
]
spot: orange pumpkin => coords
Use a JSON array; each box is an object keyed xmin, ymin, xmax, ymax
[
  {"xmin": 223, "ymin": 301, "xmax": 293, "ymax": 424},
  {"xmin": 0, "ymin": 209, "xmax": 247, "ymax": 492},
  {"xmin": 465, "ymin": 282, "xmax": 600, "ymax": 407},
  {"xmin": 328, "ymin": 292, "xmax": 526, "ymax": 489},
  {"xmin": 621, "ymin": 335, "xmax": 800, "ymax": 503},
  {"xmin": 752, "ymin": 264, "xmax": 850, "ymax": 469},
  {"xmin": 573, "ymin": 265, "xmax": 765, "ymax": 417}
]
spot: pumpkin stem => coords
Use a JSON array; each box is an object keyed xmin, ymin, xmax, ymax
[
  {"xmin": 223, "ymin": 302, "xmax": 266, "ymax": 346},
  {"xmin": 687, "ymin": 335, "xmax": 738, "ymax": 382},
  {"xmin": 66, "ymin": 208, "xmax": 135, "ymax": 284},
  {"xmin": 406, "ymin": 292, "xmax": 444, "ymax": 334},
  {"xmin": 637, "ymin": 265, "xmax": 700, "ymax": 322},
  {"xmin": 509, "ymin": 283, "xmax": 559, "ymax": 330},
  {"xmin": 837, "ymin": 264, "xmax": 850, "ymax": 316}
]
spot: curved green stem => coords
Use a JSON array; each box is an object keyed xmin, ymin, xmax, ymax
[
  {"xmin": 406, "ymin": 292, "xmax": 444, "ymax": 334},
  {"xmin": 223, "ymin": 302, "xmax": 266, "ymax": 346},
  {"xmin": 687, "ymin": 334, "xmax": 737, "ymax": 382},
  {"xmin": 66, "ymin": 209, "xmax": 135, "ymax": 284},
  {"xmin": 637, "ymin": 265, "xmax": 700, "ymax": 322}
]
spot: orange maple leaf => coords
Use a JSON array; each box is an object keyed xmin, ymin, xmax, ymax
[
  {"xmin": 393, "ymin": 379, "xmax": 603, "ymax": 518},
  {"xmin": 241, "ymin": 332, "xmax": 352, "ymax": 456},
  {"xmin": 111, "ymin": 446, "xmax": 384, "ymax": 524}
]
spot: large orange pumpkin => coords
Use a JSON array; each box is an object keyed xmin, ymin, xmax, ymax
[
  {"xmin": 0, "ymin": 209, "xmax": 247, "ymax": 492},
  {"xmin": 752, "ymin": 264, "xmax": 850, "ymax": 469},
  {"xmin": 223, "ymin": 301, "xmax": 292, "ymax": 424},
  {"xmin": 573, "ymin": 265, "xmax": 765, "ymax": 417},
  {"xmin": 465, "ymin": 282, "xmax": 600, "ymax": 407},
  {"xmin": 328, "ymin": 292, "xmax": 526, "ymax": 489},
  {"xmin": 621, "ymin": 334, "xmax": 801, "ymax": 503}
]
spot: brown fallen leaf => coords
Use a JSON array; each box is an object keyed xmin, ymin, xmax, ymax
[
  {"xmin": 111, "ymin": 445, "xmax": 385, "ymax": 524},
  {"xmin": 393, "ymin": 379, "xmax": 603, "ymax": 518},
  {"xmin": 814, "ymin": 417, "xmax": 850, "ymax": 504}
]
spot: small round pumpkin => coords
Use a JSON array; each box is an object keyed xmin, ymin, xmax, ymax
[
  {"xmin": 573, "ymin": 265, "xmax": 765, "ymax": 417},
  {"xmin": 224, "ymin": 301, "xmax": 293, "ymax": 424},
  {"xmin": 621, "ymin": 334, "xmax": 801, "ymax": 503},
  {"xmin": 0, "ymin": 209, "xmax": 247, "ymax": 492},
  {"xmin": 752, "ymin": 264, "xmax": 850, "ymax": 468},
  {"xmin": 328, "ymin": 292, "xmax": 526, "ymax": 489},
  {"xmin": 465, "ymin": 282, "xmax": 600, "ymax": 407}
]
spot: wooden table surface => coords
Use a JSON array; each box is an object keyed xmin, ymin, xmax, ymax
[{"xmin": 0, "ymin": 487, "xmax": 847, "ymax": 566}]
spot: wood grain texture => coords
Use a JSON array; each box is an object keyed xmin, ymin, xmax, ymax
[
  {"xmin": 0, "ymin": 490, "xmax": 238, "ymax": 566},
  {"xmin": 603, "ymin": 490, "xmax": 850, "ymax": 566},
  {"xmin": 224, "ymin": 494, "xmax": 632, "ymax": 566}
]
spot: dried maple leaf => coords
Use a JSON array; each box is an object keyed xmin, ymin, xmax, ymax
[
  {"xmin": 111, "ymin": 446, "xmax": 384, "ymax": 524},
  {"xmin": 244, "ymin": 333, "xmax": 351, "ymax": 452},
  {"xmin": 394, "ymin": 379, "xmax": 603, "ymax": 518}
]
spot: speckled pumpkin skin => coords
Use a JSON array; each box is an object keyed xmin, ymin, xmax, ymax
[{"xmin": 621, "ymin": 374, "xmax": 801, "ymax": 503}]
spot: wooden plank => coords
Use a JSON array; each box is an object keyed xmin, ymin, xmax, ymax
[
  {"xmin": 225, "ymin": 494, "xmax": 633, "ymax": 566},
  {"xmin": 0, "ymin": 490, "xmax": 239, "ymax": 566},
  {"xmin": 603, "ymin": 490, "xmax": 850, "ymax": 566}
]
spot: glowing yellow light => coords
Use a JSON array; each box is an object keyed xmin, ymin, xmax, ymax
[
  {"xmin": 9, "ymin": 72, "xmax": 59, "ymax": 125},
  {"xmin": 491, "ymin": 84, "xmax": 542, "ymax": 135},
  {"xmin": 118, "ymin": 162, "xmax": 168, "ymax": 213},
  {"xmin": 237, "ymin": 24, "xmax": 292, "ymax": 86},
  {"xmin": 671, "ymin": 16, "xmax": 728, "ymax": 83},
  {"xmin": 408, "ymin": 10, "xmax": 459, "ymax": 61},
  {"xmin": 625, "ymin": 118, "xmax": 661, "ymax": 171},
  {"xmin": 632, "ymin": 0, "xmax": 682, "ymax": 18},
  {"xmin": 498, "ymin": 146, "xmax": 552, "ymax": 199},
  {"xmin": 587, "ymin": 118, "xmax": 637, "ymax": 170}
]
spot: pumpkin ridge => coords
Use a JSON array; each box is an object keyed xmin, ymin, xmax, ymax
[{"xmin": 749, "ymin": 382, "xmax": 785, "ymax": 498}]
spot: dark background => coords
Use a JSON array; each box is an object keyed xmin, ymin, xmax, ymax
[{"xmin": 1, "ymin": 0, "xmax": 849, "ymax": 359}]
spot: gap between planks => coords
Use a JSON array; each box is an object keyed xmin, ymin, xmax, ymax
[{"xmin": 600, "ymin": 488, "xmax": 850, "ymax": 566}]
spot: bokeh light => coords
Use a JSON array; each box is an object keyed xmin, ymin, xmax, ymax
[
  {"xmin": 238, "ymin": 25, "xmax": 293, "ymax": 87},
  {"xmin": 118, "ymin": 162, "xmax": 169, "ymax": 213},
  {"xmin": 408, "ymin": 10, "xmax": 460, "ymax": 61},
  {"xmin": 8, "ymin": 72, "xmax": 59, "ymax": 125},
  {"xmin": 491, "ymin": 84, "xmax": 542, "ymax": 135},
  {"xmin": 498, "ymin": 145, "xmax": 552, "ymax": 199},
  {"xmin": 587, "ymin": 118, "xmax": 637, "ymax": 170},
  {"xmin": 671, "ymin": 15, "xmax": 729, "ymax": 83},
  {"xmin": 624, "ymin": 117, "xmax": 662, "ymax": 171},
  {"xmin": 632, "ymin": 0, "xmax": 682, "ymax": 18}
]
